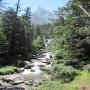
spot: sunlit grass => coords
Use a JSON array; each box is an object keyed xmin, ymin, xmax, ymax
[
  {"xmin": 34, "ymin": 70, "xmax": 90, "ymax": 90},
  {"xmin": 0, "ymin": 66, "xmax": 17, "ymax": 75},
  {"xmin": 72, "ymin": 70, "xmax": 90, "ymax": 84},
  {"xmin": 34, "ymin": 81, "xmax": 78, "ymax": 90}
]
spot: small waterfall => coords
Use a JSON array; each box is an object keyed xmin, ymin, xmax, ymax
[
  {"xmin": 43, "ymin": 36, "xmax": 48, "ymax": 51},
  {"xmin": 43, "ymin": 35, "xmax": 53, "ymax": 52}
]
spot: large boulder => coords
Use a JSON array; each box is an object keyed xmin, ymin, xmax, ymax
[
  {"xmin": 17, "ymin": 68, "xmax": 25, "ymax": 73},
  {"xmin": 24, "ymin": 61, "xmax": 34, "ymax": 69}
]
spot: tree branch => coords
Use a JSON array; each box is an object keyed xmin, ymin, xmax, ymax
[{"xmin": 78, "ymin": 4, "xmax": 90, "ymax": 17}]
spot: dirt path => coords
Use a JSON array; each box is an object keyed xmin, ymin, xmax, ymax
[{"xmin": 80, "ymin": 83, "xmax": 90, "ymax": 90}]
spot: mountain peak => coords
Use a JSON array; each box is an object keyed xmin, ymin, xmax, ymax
[
  {"xmin": 34, "ymin": 7, "xmax": 49, "ymax": 15},
  {"xmin": 37, "ymin": 7, "xmax": 45, "ymax": 11},
  {"xmin": 32, "ymin": 7, "xmax": 56, "ymax": 25}
]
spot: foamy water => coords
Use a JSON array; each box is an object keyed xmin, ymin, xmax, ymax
[
  {"xmin": 21, "ymin": 52, "xmax": 52, "ymax": 76},
  {"xmin": 22, "ymin": 62, "xmax": 44, "ymax": 75},
  {"xmin": 22, "ymin": 69, "xmax": 31, "ymax": 75}
]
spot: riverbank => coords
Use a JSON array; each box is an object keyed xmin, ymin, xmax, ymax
[
  {"xmin": 0, "ymin": 52, "xmax": 90, "ymax": 90},
  {"xmin": 0, "ymin": 66, "xmax": 18, "ymax": 75},
  {"xmin": 0, "ymin": 51, "xmax": 52, "ymax": 89},
  {"xmin": 35, "ymin": 70, "xmax": 90, "ymax": 90}
]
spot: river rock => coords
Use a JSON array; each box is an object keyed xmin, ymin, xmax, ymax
[
  {"xmin": 30, "ymin": 69, "xmax": 35, "ymax": 72},
  {"xmin": 17, "ymin": 68, "xmax": 25, "ymax": 73},
  {"xmin": 13, "ymin": 80, "xmax": 24, "ymax": 85},
  {"xmin": 1, "ymin": 78, "xmax": 14, "ymax": 84},
  {"xmin": 24, "ymin": 61, "xmax": 31, "ymax": 65},
  {"xmin": 1, "ymin": 75, "xmax": 25, "ymax": 85},
  {"xmin": 24, "ymin": 80, "xmax": 32, "ymax": 85},
  {"xmin": 32, "ymin": 80, "xmax": 42, "ymax": 87},
  {"xmin": 0, "ymin": 80, "xmax": 12, "ymax": 87},
  {"xmin": 16, "ymin": 83, "xmax": 30, "ymax": 90},
  {"xmin": 24, "ymin": 65, "xmax": 31, "ymax": 69},
  {"xmin": 0, "ymin": 80, "xmax": 4, "ymax": 86}
]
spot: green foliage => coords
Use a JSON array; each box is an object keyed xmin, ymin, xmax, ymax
[
  {"xmin": 51, "ymin": 64, "xmax": 78, "ymax": 83},
  {"xmin": 16, "ymin": 60, "xmax": 25, "ymax": 67},
  {"xmin": 41, "ymin": 67, "xmax": 51, "ymax": 74},
  {"xmin": 36, "ymin": 81, "xmax": 62, "ymax": 90},
  {"xmin": 1, "ymin": 8, "xmax": 26, "ymax": 65},
  {"xmin": 62, "ymin": 26, "xmax": 90, "ymax": 68},
  {"xmin": 53, "ymin": 50, "xmax": 63, "ymax": 64},
  {"xmin": 0, "ymin": 24, "xmax": 9, "ymax": 66},
  {"xmin": 0, "ymin": 66, "xmax": 18, "ymax": 75},
  {"xmin": 20, "ymin": 7, "xmax": 33, "ymax": 60},
  {"xmin": 0, "ymin": 30, "xmax": 7, "ymax": 47},
  {"xmin": 33, "ymin": 36, "xmax": 44, "ymax": 52},
  {"xmin": 54, "ymin": 50, "xmax": 62, "ymax": 60},
  {"xmin": 41, "ymin": 23, "xmax": 53, "ymax": 37},
  {"xmin": 35, "ymin": 70, "xmax": 90, "ymax": 90},
  {"xmin": 0, "ymin": 7, "xmax": 33, "ymax": 65},
  {"xmin": 72, "ymin": 70, "xmax": 90, "ymax": 84},
  {"xmin": 83, "ymin": 64, "xmax": 90, "ymax": 72},
  {"xmin": 51, "ymin": 0, "xmax": 90, "ymax": 69},
  {"xmin": 36, "ymin": 81, "xmax": 78, "ymax": 90}
]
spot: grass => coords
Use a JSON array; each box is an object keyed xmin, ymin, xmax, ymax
[
  {"xmin": 0, "ymin": 66, "xmax": 90, "ymax": 90},
  {"xmin": 41, "ymin": 67, "xmax": 51, "ymax": 74},
  {"xmin": 72, "ymin": 70, "xmax": 90, "ymax": 84},
  {"xmin": 33, "ymin": 81, "xmax": 78, "ymax": 90},
  {"xmin": 0, "ymin": 66, "xmax": 18, "ymax": 75},
  {"xmin": 33, "ymin": 70, "xmax": 90, "ymax": 90}
]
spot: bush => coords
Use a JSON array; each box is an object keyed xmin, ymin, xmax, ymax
[
  {"xmin": 64, "ymin": 59, "xmax": 84, "ymax": 69},
  {"xmin": 36, "ymin": 80, "xmax": 77, "ymax": 90},
  {"xmin": 51, "ymin": 64, "xmax": 78, "ymax": 83},
  {"xmin": 36, "ymin": 81, "xmax": 62, "ymax": 90},
  {"xmin": 54, "ymin": 50, "xmax": 63, "ymax": 64},
  {"xmin": 83, "ymin": 64, "xmax": 90, "ymax": 72},
  {"xmin": 33, "ymin": 36, "xmax": 44, "ymax": 52},
  {"xmin": 16, "ymin": 60, "xmax": 25, "ymax": 67},
  {"xmin": 41, "ymin": 67, "xmax": 51, "ymax": 74}
]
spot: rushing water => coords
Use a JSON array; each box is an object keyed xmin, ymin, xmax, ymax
[
  {"xmin": 0, "ymin": 39, "xmax": 52, "ymax": 88},
  {"xmin": 20, "ymin": 52, "xmax": 52, "ymax": 81},
  {"xmin": 22, "ymin": 64, "xmax": 42, "ymax": 75}
]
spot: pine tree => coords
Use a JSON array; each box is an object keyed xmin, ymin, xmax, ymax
[
  {"xmin": 52, "ymin": 0, "xmax": 90, "ymax": 68},
  {"xmin": 21, "ymin": 7, "xmax": 33, "ymax": 60},
  {"xmin": 2, "ymin": 8, "xmax": 25, "ymax": 65}
]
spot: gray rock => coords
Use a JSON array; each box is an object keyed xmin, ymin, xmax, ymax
[
  {"xmin": 24, "ymin": 61, "xmax": 31, "ymax": 65},
  {"xmin": 1, "ymin": 78, "xmax": 14, "ymax": 83},
  {"xmin": 0, "ymin": 80, "xmax": 12, "ymax": 87},
  {"xmin": 32, "ymin": 80, "xmax": 42, "ymax": 87},
  {"xmin": 24, "ymin": 65, "xmax": 31, "ymax": 69},
  {"xmin": 24, "ymin": 80, "xmax": 32, "ymax": 85},
  {"xmin": 17, "ymin": 68, "xmax": 25, "ymax": 73},
  {"xmin": 13, "ymin": 80, "xmax": 24, "ymax": 85}
]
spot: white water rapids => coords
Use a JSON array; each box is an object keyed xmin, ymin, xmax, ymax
[{"xmin": 21, "ymin": 52, "xmax": 52, "ymax": 77}]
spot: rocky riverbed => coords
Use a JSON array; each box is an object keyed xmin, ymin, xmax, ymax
[{"xmin": 0, "ymin": 52, "xmax": 52, "ymax": 90}]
